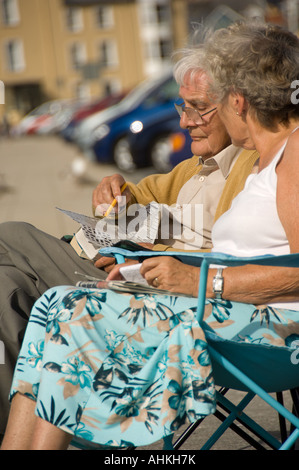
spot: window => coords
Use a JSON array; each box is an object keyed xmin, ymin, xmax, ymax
[
  {"xmin": 139, "ymin": 2, "xmax": 154, "ymax": 24},
  {"xmin": 159, "ymin": 38, "xmax": 172, "ymax": 58},
  {"xmin": 156, "ymin": 4, "xmax": 170, "ymax": 24},
  {"xmin": 70, "ymin": 42, "xmax": 86, "ymax": 70},
  {"xmin": 5, "ymin": 39, "xmax": 25, "ymax": 72},
  {"xmin": 102, "ymin": 78, "xmax": 121, "ymax": 95},
  {"xmin": 144, "ymin": 38, "xmax": 171, "ymax": 60},
  {"xmin": 143, "ymin": 36, "xmax": 172, "ymax": 75},
  {"xmin": 95, "ymin": 5, "xmax": 114, "ymax": 29},
  {"xmin": 99, "ymin": 40, "xmax": 118, "ymax": 68},
  {"xmin": 66, "ymin": 6, "xmax": 83, "ymax": 32},
  {"xmin": 1, "ymin": 0, "xmax": 19, "ymax": 26},
  {"xmin": 139, "ymin": 1, "xmax": 170, "ymax": 25}
]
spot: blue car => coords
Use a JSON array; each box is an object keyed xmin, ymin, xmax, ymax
[
  {"xmin": 90, "ymin": 72, "xmax": 181, "ymax": 171},
  {"xmin": 128, "ymin": 117, "xmax": 192, "ymax": 172}
]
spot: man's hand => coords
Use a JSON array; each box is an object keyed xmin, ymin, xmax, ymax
[
  {"xmin": 92, "ymin": 174, "xmax": 131, "ymax": 216},
  {"xmin": 94, "ymin": 256, "xmax": 118, "ymax": 273}
]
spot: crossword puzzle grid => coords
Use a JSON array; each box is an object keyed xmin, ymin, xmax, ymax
[{"xmin": 82, "ymin": 224, "xmax": 114, "ymax": 247}]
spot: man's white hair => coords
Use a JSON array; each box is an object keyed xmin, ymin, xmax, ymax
[{"xmin": 172, "ymin": 47, "xmax": 206, "ymax": 86}]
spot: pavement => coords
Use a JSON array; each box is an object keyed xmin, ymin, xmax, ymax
[
  {"xmin": 0, "ymin": 135, "xmax": 297, "ymax": 451},
  {"xmin": 0, "ymin": 135, "xmax": 154, "ymax": 238}
]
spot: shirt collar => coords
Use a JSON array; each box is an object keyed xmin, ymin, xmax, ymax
[{"xmin": 197, "ymin": 145, "xmax": 242, "ymax": 178}]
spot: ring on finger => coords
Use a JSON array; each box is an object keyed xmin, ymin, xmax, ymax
[{"xmin": 153, "ymin": 277, "xmax": 159, "ymax": 288}]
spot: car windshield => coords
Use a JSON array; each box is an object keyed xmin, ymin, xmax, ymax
[{"xmin": 116, "ymin": 73, "xmax": 173, "ymax": 112}]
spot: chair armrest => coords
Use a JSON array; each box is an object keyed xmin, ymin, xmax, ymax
[
  {"xmin": 100, "ymin": 247, "xmax": 299, "ymax": 268},
  {"xmin": 99, "ymin": 247, "xmax": 299, "ymax": 323}
]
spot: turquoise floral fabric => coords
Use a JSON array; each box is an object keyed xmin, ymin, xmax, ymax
[{"xmin": 10, "ymin": 286, "xmax": 299, "ymax": 448}]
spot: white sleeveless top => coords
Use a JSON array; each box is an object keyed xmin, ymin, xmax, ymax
[{"xmin": 212, "ymin": 132, "xmax": 299, "ymax": 310}]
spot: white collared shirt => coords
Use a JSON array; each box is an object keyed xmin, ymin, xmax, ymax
[{"xmin": 156, "ymin": 145, "xmax": 242, "ymax": 250}]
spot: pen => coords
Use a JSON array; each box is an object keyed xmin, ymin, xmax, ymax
[{"xmin": 104, "ymin": 182, "xmax": 128, "ymax": 217}]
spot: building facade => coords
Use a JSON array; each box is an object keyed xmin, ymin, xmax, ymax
[
  {"xmin": 2, "ymin": 0, "xmax": 289, "ymax": 122},
  {"xmin": 0, "ymin": 0, "xmax": 188, "ymax": 119}
]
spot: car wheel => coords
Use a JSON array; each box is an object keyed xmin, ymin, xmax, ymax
[
  {"xmin": 150, "ymin": 136, "xmax": 172, "ymax": 173},
  {"xmin": 113, "ymin": 137, "xmax": 136, "ymax": 172}
]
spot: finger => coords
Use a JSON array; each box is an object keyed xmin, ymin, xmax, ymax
[
  {"xmin": 94, "ymin": 202, "xmax": 113, "ymax": 217},
  {"xmin": 107, "ymin": 260, "xmax": 140, "ymax": 280},
  {"xmin": 141, "ymin": 266, "xmax": 161, "ymax": 286},
  {"xmin": 94, "ymin": 256, "xmax": 115, "ymax": 269},
  {"xmin": 110, "ymin": 182, "xmax": 131, "ymax": 213},
  {"xmin": 139, "ymin": 257, "xmax": 165, "ymax": 275},
  {"xmin": 103, "ymin": 263, "xmax": 117, "ymax": 274},
  {"xmin": 92, "ymin": 185, "xmax": 113, "ymax": 211},
  {"xmin": 92, "ymin": 175, "xmax": 123, "ymax": 208},
  {"xmin": 110, "ymin": 176, "xmax": 126, "ymax": 199},
  {"xmin": 107, "ymin": 263, "xmax": 125, "ymax": 280},
  {"xmin": 93, "ymin": 181, "xmax": 120, "ymax": 217}
]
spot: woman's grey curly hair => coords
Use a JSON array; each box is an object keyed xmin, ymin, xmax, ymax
[{"xmin": 203, "ymin": 20, "xmax": 299, "ymax": 128}]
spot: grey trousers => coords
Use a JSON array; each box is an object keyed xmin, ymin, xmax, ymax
[{"xmin": 0, "ymin": 221, "xmax": 107, "ymax": 434}]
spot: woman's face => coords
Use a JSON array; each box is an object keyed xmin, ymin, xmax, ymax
[{"xmin": 217, "ymin": 94, "xmax": 255, "ymax": 150}]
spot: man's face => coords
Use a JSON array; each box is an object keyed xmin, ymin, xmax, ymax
[{"xmin": 178, "ymin": 70, "xmax": 231, "ymax": 159}]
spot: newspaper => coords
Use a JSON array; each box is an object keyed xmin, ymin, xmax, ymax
[{"xmin": 57, "ymin": 202, "xmax": 160, "ymax": 257}]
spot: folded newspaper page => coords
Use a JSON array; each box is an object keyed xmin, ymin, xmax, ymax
[{"xmin": 57, "ymin": 202, "xmax": 160, "ymax": 259}]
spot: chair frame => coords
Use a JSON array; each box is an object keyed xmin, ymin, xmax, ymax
[
  {"xmin": 100, "ymin": 247, "xmax": 299, "ymax": 450},
  {"xmin": 172, "ymin": 387, "xmax": 299, "ymax": 450},
  {"xmin": 181, "ymin": 254, "xmax": 299, "ymax": 450}
]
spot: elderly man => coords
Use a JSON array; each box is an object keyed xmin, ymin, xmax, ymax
[
  {"xmin": 0, "ymin": 49, "xmax": 258, "ymax": 437},
  {"xmin": 93, "ymin": 59, "xmax": 257, "ymax": 261}
]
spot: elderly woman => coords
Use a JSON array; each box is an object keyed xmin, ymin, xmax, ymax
[{"xmin": 2, "ymin": 21, "xmax": 299, "ymax": 450}]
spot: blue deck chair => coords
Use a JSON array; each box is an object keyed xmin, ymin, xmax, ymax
[{"xmin": 100, "ymin": 247, "xmax": 299, "ymax": 450}]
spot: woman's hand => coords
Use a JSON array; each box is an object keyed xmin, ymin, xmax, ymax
[
  {"xmin": 140, "ymin": 257, "xmax": 200, "ymax": 297},
  {"xmin": 106, "ymin": 257, "xmax": 199, "ymax": 297},
  {"xmin": 106, "ymin": 259, "xmax": 140, "ymax": 280},
  {"xmin": 94, "ymin": 243, "xmax": 155, "ymax": 273}
]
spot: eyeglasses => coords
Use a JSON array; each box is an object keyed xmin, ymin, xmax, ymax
[{"xmin": 174, "ymin": 101, "xmax": 217, "ymax": 125}]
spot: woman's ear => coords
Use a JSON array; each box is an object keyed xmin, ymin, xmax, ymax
[{"xmin": 231, "ymin": 92, "xmax": 247, "ymax": 116}]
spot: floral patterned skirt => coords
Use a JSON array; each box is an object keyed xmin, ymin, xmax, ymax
[{"xmin": 9, "ymin": 286, "xmax": 299, "ymax": 448}]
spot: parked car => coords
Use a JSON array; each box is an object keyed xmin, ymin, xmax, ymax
[
  {"xmin": 112, "ymin": 112, "xmax": 183, "ymax": 172},
  {"xmin": 125, "ymin": 117, "xmax": 191, "ymax": 172},
  {"xmin": 60, "ymin": 92, "xmax": 126, "ymax": 143},
  {"xmin": 35, "ymin": 100, "xmax": 83, "ymax": 135},
  {"xmin": 23, "ymin": 114, "xmax": 53, "ymax": 135},
  {"xmin": 168, "ymin": 129, "xmax": 193, "ymax": 169},
  {"xmin": 11, "ymin": 100, "xmax": 69, "ymax": 136},
  {"xmin": 79, "ymin": 71, "xmax": 180, "ymax": 169}
]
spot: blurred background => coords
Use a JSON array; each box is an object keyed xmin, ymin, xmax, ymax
[{"xmin": 0, "ymin": 0, "xmax": 298, "ymax": 237}]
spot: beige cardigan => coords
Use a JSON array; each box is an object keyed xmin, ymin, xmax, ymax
[{"xmin": 127, "ymin": 149, "xmax": 259, "ymax": 252}]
